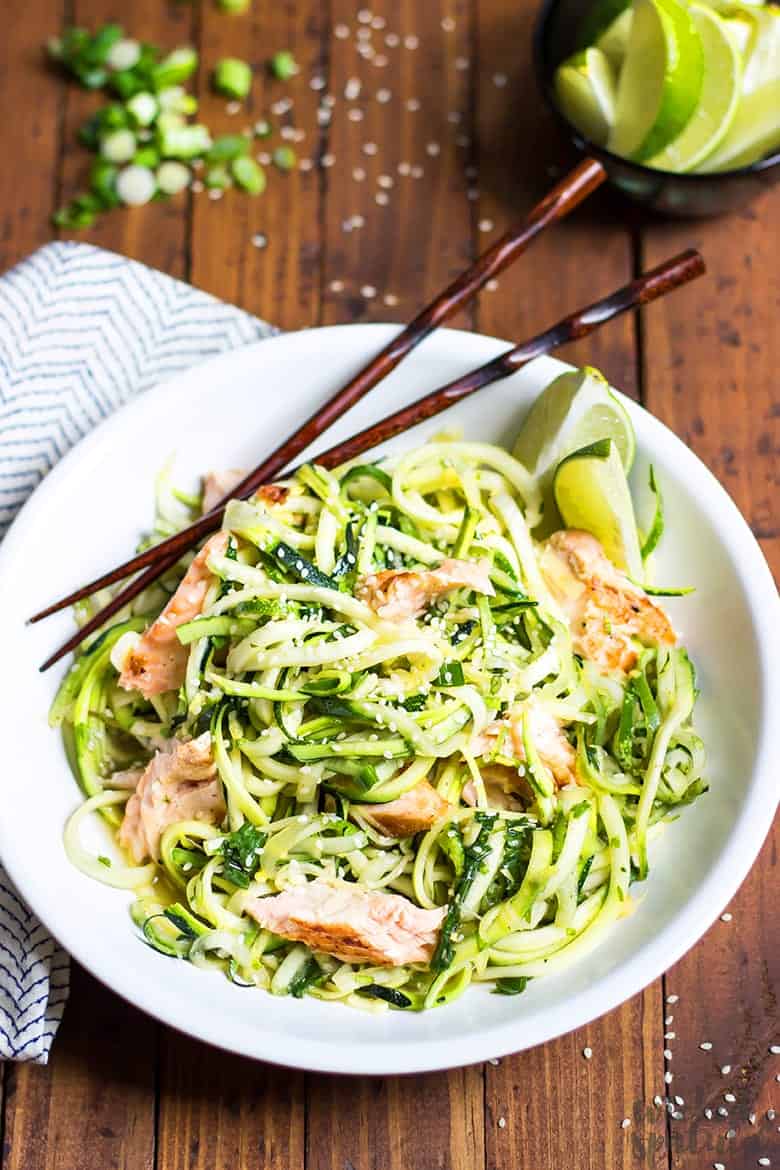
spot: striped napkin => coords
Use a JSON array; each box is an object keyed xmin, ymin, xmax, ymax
[{"xmin": 0, "ymin": 241, "xmax": 273, "ymax": 1062}]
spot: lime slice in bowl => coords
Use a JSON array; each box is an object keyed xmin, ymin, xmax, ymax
[
  {"xmin": 647, "ymin": 3, "xmax": 742, "ymax": 172},
  {"xmin": 554, "ymin": 48, "xmax": 618, "ymax": 145},
  {"xmin": 697, "ymin": 78, "xmax": 780, "ymax": 170},
  {"xmin": 578, "ymin": 0, "xmax": 632, "ymax": 47},
  {"xmin": 608, "ymin": 0, "xmax": 705, "ymax": 161},
  {"xmin": 553, "ymin": 438, "xmax": 644, "ymax": 580},
  {"xmin": 741, "ymin": 3, "xmax": 780, "ymax": 93},
  {"xmin": 596, "ymin": 8, "xmax": 635, "ymax": 68}
]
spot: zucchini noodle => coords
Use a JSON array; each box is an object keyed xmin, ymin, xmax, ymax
[{"xmin": 51, "ymin": 428, "xmax": 706, "ymax": 1013}]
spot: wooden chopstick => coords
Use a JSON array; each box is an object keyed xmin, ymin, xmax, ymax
[
  {"xmin": 30, "ymin": 157, "xmax": 606, "ymax": 630},
  {"xmin": 38, "ymin": 247, "xmax": 704, "ymax": 672}
]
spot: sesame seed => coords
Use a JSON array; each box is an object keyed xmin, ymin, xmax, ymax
[
  {"xmin": 317, "ymin": 108, "xmax": 331, "ymax": 127},
  {"xmin": 455, "ymin": 133, "xmax": 470, "ymax": 147},
  {"xmin": 323, "ymin": 94, "xmax": 336, "ymax": 108},
  {"xmin": 299, "ymin": 158, "xmax": 313, "ymax": 172},
  {"xmin": 398, "ymin": 161, "xmax": 411, "ymax": 175},
  {"xmin": 665, "ymin": 1032, "xmax": 676, "ymax": 1040},
  {"xmin": 280, "ymin": 125, "xmax": 297, "ymax": 140},
  {"xmin": 334, "ymin": 23, "xmax": 350, "ymax": 38},
  {"xmin": 666, "ymin": 994, "xmax": 679, "ymax": 1004},
  {"xmin": 583, "ymin": 1046, "xmax": 592, "ymax": 1059},
  {"xmin": 357, "ymin": 9, "xmax": 372, "ymax": 23},
  {"xmin": 665, "ymin": 1015, "xmax": 674, "ymax": 1025},
  {"xmin": 362, "ymin": 141, "xmax": 378, "ymax": 155},
  {"xmin": 410, "ymin": 165, "xmax": 424, "ymax": 178},
  {"xmin": 373, "ymin": 54, "xmax": 388, "ymax": 67},
  {"xmin": 251, "ymin": 233, "xmax": 267, "ymax": 249},
  {"xmin": 498, "ymin": 1117, "xmax": 506, "ymax": 1129},
  {"xmin": 718, "ymin": 1107, "xmax": 729, "ymax": 1117},
  {"xmin": 321, "ymin": 153, "xmax": 335, "ymax": 168},
  {"xmin": 455, "ymin": 56, "xmax": 470, "ymax": 70},
  {"xmin": 352, "ymin": 166, "xmax": 366, "ymax": 181},
  {"xmin": 448, "ymin": 111, "xmax": 462, "ymax": 124},
  {"xmin": 310, "ymin": 76, "xmax": 326, "ymax": 90},
  {"xmin": 404, "ymin": 35, "xmax": 419, "ymax": 49},
  {"xmin": 485, "ymin": 279, "xmax": 499, "ymax": 291},
  {"xmin": 348, "ymin": 109, "xmax": 364, "ymax": 122},
  {"xmin": 478, "ymin": 218, "xmax": 494, "ymax": 232},
  {"xmin": 713, "ymin": 1164, "xmax": 725, "ymax": 1170},
  {"xmin": 208, "ymin": 188, "xmax": 223, "ymax": 201},
  {"xmin": 371, "ymin": 15, "xmax": 385, "ymax": 29},
  {"xmin": 467, "ymin": 187, "xmax": 480, "ymax": 201},
  {"xmin": 621, "ymin": 1118, "xmax": 631, "ymax": 1129},
  {"xmin": 758, "ymin": 1160, "xmax": 770, "ymax": 1167},
  {"xmin": 405, "ymin": 97, "xmax": 421, "ymax": 112},
  {"xmin": 665, "ymin": 1071, "xmax": 673, "ymax": 1084},
  {"xmin": 356, "ymin": 27, "xmax": 372, "ymax": 42},
  {"xmin": 375, "ymin": 191, "xmax": 389, "ymax": 205},
  {"xmin": 361, "ymin": 285, "xmax": 377, "ymax": 298},
  {"xmin": 493, "ymin": 72, "xmax": 508, "ymax": 87},
  {"xmin": 726, "ymin": 1129, "xmax": 736, "ymax": 1139},
  {"xmin": 701, "ymin": 1042, "xmax": 713, "ymax": 1050},
  {"xmin": 352, "ymin": 214, "xmax": 365, "ymax": 227},
  {"xmin": 191, "ymin": 180, "xmax": 204, "ymax": 194},
  {"xmin": 426, "ymin": 141, "xmax": 441, "ymax": 156},
  {"xmin": 256, "ymin": 151, "xmax": 271, "ymax": 164},
  {"xmin": 768, "ymin": 1110, "xmax": 777, "ymax": 1121},
  {"xmin": 724, "ymin": 1093, "xmax": 736, "ymax": 1103},
  {"xmin": 376, "ymin": 88, "xmax": 392, "ymax": 103},
  {"xmin": 653, "ymin": 1095, "xmax": 663, "ymax": 1107},
  {"xmin": 664, "ymin": 1050, "xmax": 673, "ymax": 1061},
  {"xmin": 720, "ymin": 1065, "xmax": 732, "ymax": 1076},
  {"xmin": 357, "ymin": 43, "xmax": 375, "ymax": 59},
  {"xmin": 345, "ymin": 78, "xmax": 362, "ymax": 100},
  {"xmin": 271, "ymin": 98, "xmax": 293, "ymax": 115},
  {"xmin": 442, "ymin": 16, "xmax": 456, "ymax": 31},
  {"xmin": 383, "ymin": 293, "xmax": 399, "ymax": 306},
  {"xmin": 705, "ymin": 1108, "xmax": 713, "ymax": 1119},
  {"xmin": 385, "ymin": 32, "xmax": 400, "ymax": 47},
  {"xmin": 377, "ymin": 174, "xmax": 393, "ymax": 188},
  {"xmin": 675, "ymin": 1095, "xmax": 684, "ymax": 1106},
  {"xmin": 672, "ymin": 1111, "xmax": 684, "ymax": 1121},
  {"xmin": 226, "ymin": 100, "xmax": 241, "ymax": 115},
  {"xmin": 771, "ymin": 1046, "xmax": 780, "ymax": 1055},
  {"xmin": 721, "ymin": 912, "xmax": 733, "ymax": 922}
]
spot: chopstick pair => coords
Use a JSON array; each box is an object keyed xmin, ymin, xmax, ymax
[{"xmin": 32, "ymin": 157, "xmax": 705, "ymax": 670}]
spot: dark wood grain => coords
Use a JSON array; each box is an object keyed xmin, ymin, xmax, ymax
[{"xmin": 641, "ymin": 197, "xmax": 780, "ymax": 1170}]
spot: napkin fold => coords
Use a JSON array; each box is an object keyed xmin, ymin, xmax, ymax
[{"xmin": 0, "ymin": 241, "xmax": 274, "ymax": 1062}]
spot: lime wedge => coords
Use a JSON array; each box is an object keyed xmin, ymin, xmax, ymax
[
  {"xmin": 647, "ymin": 4, "xmax": 742, "ymax": 172},
  {"xmin": 697, "ymin": 77, "xmax": 780, "ymax": 169},
  {"xmin": 722, "ymin": 12, "xmax": 755, "ymax": 57},
  {"xmin": 608, "ymin": 0, "xmax": 705, "ymax": 161},
  {"xmin": 513, "ymin": 367, "xmax": 635, "ymax": 533},
  {"xmin": 554, "ymin": 48, "xmax": 618, "ymax": 145},
  {"xmin": 579, "ymin": 0, "xmax": 632, "ymax": 47},
  {"xmin": 597, "ymin": 8, "xmax": 635, "ymax": 67},
  {"xmin": 741, "ymin": 3, "xmax": 780, "ymax": 93},
  {"xmin": 553, "ymin": 438, "xmax": 644, "ymax": 579}
]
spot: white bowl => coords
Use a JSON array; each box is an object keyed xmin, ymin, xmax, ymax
[{"xmin": 0, "ymin": 325, "xmax": 777, "ymax": 1075}]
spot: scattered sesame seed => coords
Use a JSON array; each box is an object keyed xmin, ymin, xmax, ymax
[
  {"xmin": 718, "ymin": 1107, "xmax": 729, "ymax": 1118},
  {"xmin": 405, "ymin": 98, "xmax": 421, "ymax": 112},
  {"xmin": 299, "ymin": 158, "xmax": 313, "ymax": 171},
  {"xmin": 361, "ymin": 285, "xmax": 377, "ymax": 298},
  {"xmin": 467, "ymin": 187, "xmax": 480, "ymax": 201},
  {"xmin": 675, "ymin": 1095, "xmax": 684, "ymax": 1106},
  {"xmin": 621, "ymin": 1118, "xmax": 631, "ymax": 1129},
  {"xmin": 348, "ymin": 109, "xmax": 365, "ymax": 122},
  {"xmin": 207, "ymin": 188, "xmax": 223, "ymax": 201},
  {"xmin": 375, "ymin": 191, "xmax": 389, "ymax": 205},
  {"xmin": 321, "ymin": 153, "xmax": 335, "ymax": 168},
  {"xmin": 442, "ymin": 16, "xmax": 456, "ymax": 31},
  {"xmin": 664, "ymin": 1050, "xmax": 673, "ymax": 1061},
  {"xmin": 357, "ymin": 43, "xmax": 375, "ymax": 59},
  {"xmin": 720, "ymin": 1065, "xmax": 732, "ymax": 1076},
  {"xmin": 334, "ymin": 23, "xmax": 350, "ymax": 38},
  {"xmin": 383, "ymin": 293, "xmax": 399, "ymax": 306},
  {"xmin": 583, "ymin": 1046, "xmax": 593, "ymax": 1059},
  {"xmin": 345, "ymin": 78, "xmax": 362, "ymax": 100},
  {"xmin": 478, "ymin": 218, "xmax": 494, "ymax": 232},
  {"xmin": 665, "ymin": 1071, "xmax": 674, "ymax": 1084},
  {"xmin": 226, "ymin": 100, "xmax": 241, "ymax": 115},
  {"xmin": 385, "ymin": 32, "xmax": 400, "ymax": 47},
  {"xmin": 701, "ymin": 1042, "xmax": 713, "ymax": 1051},
  {"xmin": 256, "ymin": 151, "xmax": 271, "ymax": 164},
  {"xmin": 455, "ymin": 133, "xmax": 470, "ymax": 147},
  {"xmin": 721, "ymin": 912, "xmax": 733, "ymax": 922},
  {"xmin": 356, "ymin": 27, "xmax": 372, "ymax": 42},
  {"xmin": 410, "ymin": 165, "xmax": 424, "ymax": 178},
  {"xmin": 448, "ymin": 111, "xmax": 462, "ymax": 124},
  {"xmin": 310, "ymin": 76, "xmax": 326, "ymax": 90},
  {"xmin": 426, "ymin": 141, "xmax": 441, "ymax": 156},
  {"xmin": 498, "ymin": 1117, "xmax": 506, "ymax": 1129},
  {"xmin": 768, "ymin": 1110, "xmax": 777, "ymax": 1121},
  {"xmin": 251, "ymin": 232, "xmax": 267, "ymax": 249},
  {"xmin": 357, "ymin": 9, "xmax": 372, "ymax": 23},
  {"xmin": 726, "ymin": 1129, "xmax": 736, "ymax": 1139},
  {"xmin": 667, "ymin": 994, "xmax": 679, "ymax": 1004},
  {"xmin": 377, "ymin": 174, "xmax": 393, "ymax": 188},
  {"xmin": 653, "ymin": 1095, "xmax": 663, "ymax": 1107},
  {"xmin": 317, "ymin": 108, "xmax": 332, "ymax": 127},
  {"xmin": 376, "ymin": 88, "xmax": 392, "ymax": 103},
  {"xmin": 724, "ymin": 1093, "xmax": 736, "ymax": 1103},
  {"xmin": 455, "ymin": 56, "xmax": 470, "ymax": 70},
  {"xmin": 776, "ymin": 1075, "xmax": 780, "ymax": 1083},
  {"xmin": 191, "ymin": 179, "xmax": 204, "ymax": 194},
  {"xmin": 352, "ymin": 166, "xmax": 366, "ymax": 181},
  {"xmin": 329, "ymin": 280, "xmax": 344, "ymax": 292},
  {"xmin": 665, "ymin": 1032, "xmax": 676, "ymax": 1040},
  {"xmin": 271, "ymin": 97, "xmax": 293, "ymax": 115},
  {"xmin": 665, "ymin": 1015, "xmax": 674, "ymax": 1025},
  {"xmin": 758, "ymin": 1160, "xmax": 770, "ymax": 1167},
  {"xmin": 493, "ymin": 72, "xmax": 508, "ymax": 87},
  {"xmin": 404, "ymin": 34, "xmax": 419, "ymax": 49},
  {"xmin": 371, "ymin": 14, "xmax": 386, "ymax": 29},
  {"xmin": 280, "ymin": 125, "xmax": 297, "ymax": 140},
  {"xmin": 362, "ymin": 141, "xmax": 378, "ymax": 155},
  {"xmin": 373, "ymin": 54, "xmax": 388, "ymax": 67},
  {"xmin": 397, "ymin": 161, "xmax": 411, "ymax": 175},
  {"xmin": 705, "ymin": 1108, "xmax": 713, "ymax": 1119},
  {"xmin": 352, "ymin": 214, "xmax": 365, "ymax": 227},
  {"xmin": 714, "ymin": 1164, "xmax": 725, "ymax": 1170},
  {"xmin": 672, "ymin": 1111, "xmax": 684, "ymax": 1121},
  {"xmin": 771, "ymin": 1046, "xmax": 780, "ymax": 1055},
  {"xmin": 485, "ymin": 279, "xmax": 499, "ymax": 292}
]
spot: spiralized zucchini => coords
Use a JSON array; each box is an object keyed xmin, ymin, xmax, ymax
[{"xmin": 52, "ymin": 437, "xmax": 706, "ymax": 1011}]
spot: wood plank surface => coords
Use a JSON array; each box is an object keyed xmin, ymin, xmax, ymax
[
  {"xmin": 0, "ymin": 3, "xmax": 778, "ymax": 1170},
  {"xmin": 641, "ymin": 200, "xmax": 780, "ymax": 1170}
]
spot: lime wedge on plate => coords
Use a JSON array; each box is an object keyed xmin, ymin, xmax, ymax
[
  {"xmin": 698, "ymin": 78, "xmax": 780, "ymax": 169},
  {"xmin": 596, "ymin": 7, "xmax": 635, "ymax": 67},
  {"xmin": 553, "ymin": 438, "xmax": 644, "ymax": 579},
  {"xmin": 647, "ymin": 3, "xmax": 742, "ymax": 172},
  {"xmin": 554, "ymin": 48, "xmax": 618, "ymax": 145},
  {"xmin": 513, "ymin": 367, "xmax": 635, "ymax": 532},
  {"xmin": 741, "ymin": 3, "xmax": 780, "ymax": 93},
  {"xmin": 608, "ymin": 0, "xmax": 705, "ymax": 161}
]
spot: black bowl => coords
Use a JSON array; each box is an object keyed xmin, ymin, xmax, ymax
[{"xmin": 533, "ymin": 0, "xmax": 780, "ymax": 217}]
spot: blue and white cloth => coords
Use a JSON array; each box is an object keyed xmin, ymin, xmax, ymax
[{"xmin": 0, "ymin": 241, "xmax": 273, "ymax": 1062}]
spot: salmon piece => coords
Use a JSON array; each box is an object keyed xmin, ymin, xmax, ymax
[
  {"xmin": 119, "ymin": 531, "xmax": 229, "ymax": 697},
  {"xmin": 357, "ymin": 557, "xmax": 494, "ymax": 621},
  {"xmin": 245, "ymin": 878, "xmax": 446, "ymax": 966},
  {"xmin": 118, "ymin": 732, "xmax": 225, "ymax": 864},
  {"xmin": 202, "ymin": 471, "xmax": 289, "ymax": 515},
  {"xmin": 354, "ymin": 781, "xmax": 450, "ymax": 837},
  {"xmin": 469, "ymin": 698, "xmax": 578, "ymax": 789},
  {"xmin": 541, "ymin": 529, "xmax": 676, "ymax": 674}
]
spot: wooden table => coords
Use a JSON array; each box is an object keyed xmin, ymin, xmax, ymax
[{"xmin": 2, "ymin": 3, "xmax": 778, "ymax": 1168}]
